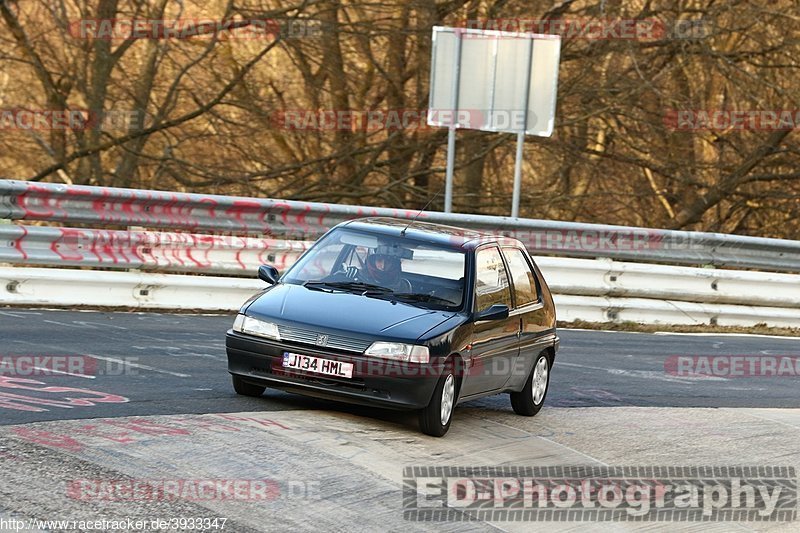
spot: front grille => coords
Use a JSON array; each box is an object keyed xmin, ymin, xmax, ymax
[{"xmin": 277, "ymin": 325, "xmax": 371, "ymax": 353}]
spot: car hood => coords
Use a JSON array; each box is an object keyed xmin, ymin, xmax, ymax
[{"xmin": 244, "ymin": 283, "xmax": 458, "ymax": 341}]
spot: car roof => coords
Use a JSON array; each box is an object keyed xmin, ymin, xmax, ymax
[{"xmin": 339, "ymin": 217, "xmax": 523, "ymax": 250}]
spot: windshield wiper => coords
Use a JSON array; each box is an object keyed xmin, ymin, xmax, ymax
[
  {"xmin": 304, "ymin": 280, "xmax": 394, "ymax": 294},
  {"xmin": 393, "ymin": 293, "xmax": 456, "ymax": 306}
]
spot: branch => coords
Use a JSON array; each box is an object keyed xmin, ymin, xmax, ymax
[{"xmin": 28, "ymin": 38, "xmax": 281, "ymax": 182}]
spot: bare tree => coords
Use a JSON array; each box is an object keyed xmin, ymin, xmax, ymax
[{"xmin": 1, "ymin": 0, "xmax": 798, "ymax": 238}]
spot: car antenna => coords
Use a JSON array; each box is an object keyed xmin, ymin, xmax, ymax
[{"xmin": 400, "ymin": 180, "xmax": 447, "ymax": 236}]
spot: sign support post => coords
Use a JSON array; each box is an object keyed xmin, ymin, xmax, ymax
[
  {"xmin": 511, "ymin": 38, "xmax": 535, "ymax": 219},
  {"xmin": 443, "ymin": 30, "xmax": 462, "ymax": 213}
]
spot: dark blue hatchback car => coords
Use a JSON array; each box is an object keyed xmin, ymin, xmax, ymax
[{"xmin": 226, "ymin": 218, "xmax": 558, "ymax": 436}]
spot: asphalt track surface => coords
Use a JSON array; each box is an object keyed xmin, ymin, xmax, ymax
[
  {"xmin": 1, "ymin": 308, "xmax": 799, "ymax": 532},
  {"xmin": 0, "ymin": 308, "xmax": 799, "ymax": 426}
]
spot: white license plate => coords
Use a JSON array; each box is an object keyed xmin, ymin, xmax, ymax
[{"xmin": 282, "ymin": 352, "xmax": 353, "ymax": 378}]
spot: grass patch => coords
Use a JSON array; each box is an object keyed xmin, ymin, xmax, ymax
[{"xmin": 559, "ymin": 319, "xmax": 800, "ymax": 337}]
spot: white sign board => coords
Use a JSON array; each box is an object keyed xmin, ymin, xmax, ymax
[{"xmin": 428, "ymin": 26, "xmax": 561, "ymax": 136}]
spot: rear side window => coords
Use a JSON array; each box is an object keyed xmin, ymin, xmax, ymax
[
  {"xmin": 502, "ymin": 247, "xmax": 540, "ymax": 307},
  {"xmin": 474, "ymin": 247, "xmax": 512, "ymax": 311}
]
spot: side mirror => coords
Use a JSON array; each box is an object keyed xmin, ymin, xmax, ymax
[
  {"xmin": 474, "ymin": 304, "xmax": 509, "ymax": 322},
  {"xmin": 258, "ymin": 265, "xmax": 280, "ymax": 285}
]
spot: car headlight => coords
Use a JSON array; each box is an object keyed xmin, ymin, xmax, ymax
[
  {"xmin": 365, "ymin": 342, "xmax": 429, "ymax": 363},
  {"xmin": 232, "ymin": 314, "xmax": 281, "ymax": 341}
]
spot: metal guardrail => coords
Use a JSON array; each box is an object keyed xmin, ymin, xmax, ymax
[
  {"xmin": 0, "ymin": 267, "xmax": 263, "ymax": 311},
  {"xmin": 3, "ymin": 179, "xmax": 800, "ymax": 272},
  {"xmin": 4, "ymin": 267, "xmax": 800, "ymax": 328},
  {"xmin": 2, "ymin": 179, "xmax": 800, "ymax": 327},
  {"xmin": 3, "ymin": 223, "xmax": 799, "ymax": 310},
  {"xmin": 0, "ymin": 224, "xmax": 309, "ymax": 274},
  {"xmin": 543, "ymin": 257, "xmax": 800, "ymax": 309}
]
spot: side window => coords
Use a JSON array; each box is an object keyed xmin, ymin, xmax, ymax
[
  {"xmin": 502, "ymin": 248, "xmax": 540, "ymax": 306},
  {"xmin": 474, "ymin": 247, "xmax": 512, "ymax": 311}
]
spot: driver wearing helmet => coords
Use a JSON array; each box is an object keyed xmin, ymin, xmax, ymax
[{"xmin": 362, "ymin": 245, "xmax": 412, "ymax": 292}]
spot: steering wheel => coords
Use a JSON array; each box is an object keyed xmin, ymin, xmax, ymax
[
  {"xmin": 397, "ymin": 277, "xmax": 413, "ymax": 294},
  {"xmin": 328, "ymin": 264, "xmax": 359, "ymax": 281},
  {"xmin": 329, "ymin": 263, "xmax": 412, "ymax": 293}
]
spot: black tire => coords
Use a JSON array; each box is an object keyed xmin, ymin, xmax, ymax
[
  {"xmin": 419, "ymin": 361, "xmax": 458, "ymax": 437},
  {"xmin": 232, "ymin": 375, "xmax": 266, "ymax": 397},
  {"xmin": 510, "ymin": 352, "xmax": 550, "ymax": 416}
]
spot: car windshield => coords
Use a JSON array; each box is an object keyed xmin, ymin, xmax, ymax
[{"xmin": 282, "ymin": 228, "xmax": 466, "ymax": 310}]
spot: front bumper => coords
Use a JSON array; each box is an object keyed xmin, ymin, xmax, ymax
[{"xmin": 226, "ymin": 331, "xmax": 443, "ymax": 410}]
